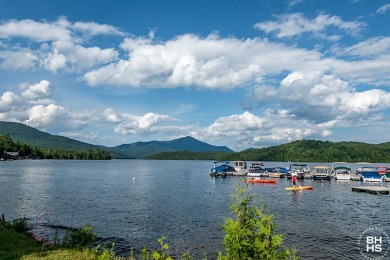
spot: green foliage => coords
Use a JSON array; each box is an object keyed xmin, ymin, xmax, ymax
[
  {"xmin": 0, "ymin": 121, "xmax": 105, "ymax": 151},
  {"xmin": 12, "ymin": 218, "xmax": 29, "ymax": 233},
  {"xmin": 62, "ymin": 224, "xmax": 96, "ymax": 249},
  {"xmin": 224, "ymin": 139, "xmax": 390, "ymax": 162},
  {"xmin": 0, "ymin": 133, "xmax": 111, "ymax": 160},
  {"xmin": 148, "ymin": 139, "xmax": 390, "ymax": 163},
  {"xmin": 0, "ymin": 216, "xmax": 29, "ymax": 233},
  {"xmin": 218, "ymin": 185, "xmax": 298, "ymax": 260},
  {"xmin": 91, "ymin": 243, "xmax": 116, "ymax": 260}
]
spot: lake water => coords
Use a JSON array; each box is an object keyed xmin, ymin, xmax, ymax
[{"xmin": 1, "ymin": 160, "xmax": 390, "ymax": 259}]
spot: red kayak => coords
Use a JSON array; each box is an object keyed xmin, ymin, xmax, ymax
[{"xmin": 245, "ymin": 179, "xmax": 277, "ymax": 184}]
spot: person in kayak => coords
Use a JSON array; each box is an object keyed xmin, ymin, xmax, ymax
[{"xmin": 292, "ymin": 175, "xmax": 297, "ymax": 186}]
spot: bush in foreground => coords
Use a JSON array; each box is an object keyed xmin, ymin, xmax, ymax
[{"xmin": 218, "ymin": 185, "xmax": 298, "ymax": 259}]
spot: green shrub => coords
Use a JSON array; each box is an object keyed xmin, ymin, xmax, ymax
[
  {"xmin": 218, "ymin": 184, "xmax": 298, "ymax": 260},
  {"xmin": 62, "ymin": 224, "xmax": 96, "ymax": 249},
  {"xmin": 12, "ymin": 217, "xmax": 29, "ymax": 233}
]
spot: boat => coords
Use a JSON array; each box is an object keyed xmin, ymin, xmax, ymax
[
  {"xmin": 244, "ymin": 178, "xmax": 277, "ymax": 184},
  {"xmin": 210, "ymin": 161, "xmax": 234, "ymax": 177},
  {"xmin": 383, "ymin": 169, "xmax": 390, "ymax": 182},
  {"xmin": 356, "ymin": 167, "xmax": 382, "ymax": 182},
  {"xmin": 229, "ymin": 161, "xmax": 248, "ymax": 176},
  {"xmin": 375, "ymin": 166, "xmax": 388, "ymax": 175},
  {"xmin": 332, "ymin": 162, "xmax": 351, "ymax": 180},
  {"xmin": 312, "ymin": 166, "xmax": 332, "ymax": 180},
  {"xmin": 268, "ymin": 167, "xmax": 288, "ymax": 178},
  {"xmin": 287, "ymin": 163, "xmax": 310, "ymax": 179},
  {"xmin": 247, "ymin": 162, "xmax": 267, "ymax": 177},
  {"xmin": 285, "ymin": 186, "xmax": 313, "ymax": 191}
]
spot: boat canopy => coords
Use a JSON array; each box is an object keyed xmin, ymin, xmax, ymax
[
  {"xmin": 333, "ymin": 166, "xmax": 351, "ymax": 170},
  {"xmin": 358, "ymin": 167, "xmax": 378, "ymax": 172},
  {"xmin": 313, "ymin": 166, "xmax": 330, "ymax": 173}
]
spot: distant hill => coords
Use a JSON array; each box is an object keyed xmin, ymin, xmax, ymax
[
  {"xmin": 221, "ymin": 139, "xmax": 390, "ymax": 163},
  {"xmin": 110, "ymin": 136, "xmax": 234, "ymax": 159},
  {"xmin": 147, "ymin": 139, "xmax": 390, "ymax": 162},
  {"xmin": 0, "ymin": 121, "xmax": 103, "ymax": 151},
  {"xmin": 0, "ymin": 121, "xmax": 234, "ymax": 159}
]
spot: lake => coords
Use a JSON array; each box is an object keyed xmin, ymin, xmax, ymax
[{"xmin": 1, "ymin": 160, "xmax": 390, "ymax": 259}]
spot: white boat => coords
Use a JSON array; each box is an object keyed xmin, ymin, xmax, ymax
[
  {"xmin": 312, "ymin": 166, "xmax": 332, "ymax": 180},
  {"xmin": 287, "ymin": 163, "xmax": 310, "ymax": 179},
  {"xmin": 268, "ymin": 167, "xmax": 288, "ymax": 178},
  {"xmin": 383, "ymin": 169, "xmax": 390, "ymax": 182},
  {"xmin": 230, "ymin": 161, "xmax": 248, "ymax": 176},
  {"xmin": 247, "ymin": 162, "xmax": 266, "ymax": 177},
  {"xmin": 357, "ymin": 167, "xmax": 382, "ymax": 182},
  {"xmin": 332, "ymin": 162, "xmax": 351, "ymax": 181},
  {"xmin": 210, "ymin": 161, "xmax": 234, "ymax": 177}
]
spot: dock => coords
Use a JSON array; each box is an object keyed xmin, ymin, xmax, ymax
[{"xmin": 351, "ymin": 186, "xmax": 390, "ymax": 195}]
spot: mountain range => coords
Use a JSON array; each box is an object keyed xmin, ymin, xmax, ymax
[{"xmin": 0, "ymin": 121, "xmax": 233, "ymax": 159}]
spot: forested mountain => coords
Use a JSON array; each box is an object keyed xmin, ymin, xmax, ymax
[
  {"xmin": 0, "ymin": 121, "xmax": 234, "ymax": 159},
  {"xmin": 0, "ymin": 133, "xmax": 111, "ymax": 160},
  {"xmin": 0, "ymin": 121, "xmax": 102, "ymax": 151},
  {"xmin": 110, "ymin": 136, "xmax": 234, "ymax": 159},
  {"xmin": 150, "ymin": 139, "xmax": 390, "ymax": 163},
  {"xmin": 146, "ymin": 150, "xmax": 232, "ymax": 160},
  {"xmin": 221, "ymin": 140, "xmax": 390, "ymax": 162}
]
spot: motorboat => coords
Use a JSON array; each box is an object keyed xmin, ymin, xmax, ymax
[
  {"xmin": 287, "ymin": 163, "xmax": 310, "ymax": 179},
  {"xmin": 230, "ymin": 161, "xmax": 249, "ymax": 176},
  {"xmin": 332, "ymin": 162, "xmax": 351, "ymax": 180},
  {"xmin": 210, "ymin": 161, "xmax": 234, "ymax": 177},
  {"xmin": 247, "ymin": 162, "xmax": 267, "ymax": 177},
  {"xmin": 375, "ymin": 166, "xmax": 388, "ymax": 175},
  {"xmin": 383, "ymin": 169, "xmax": 390, "ymax": 182},
  {"xmin": 312, "ymin": 166, "xmax": 332, "ymax": 180},
  {"xmin": 268, "ymin": 167, "xmax": 288, "ymax": 178},
  {"xmin": 357, "ymin": 167, "xmax": 382, "ymax": 182}
]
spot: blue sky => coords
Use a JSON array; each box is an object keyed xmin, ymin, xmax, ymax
[{"xmin": 0, "ymin": 0, "xmax": 390, "ymax": 151}]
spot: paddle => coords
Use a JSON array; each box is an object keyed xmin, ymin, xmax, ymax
[{"xmin": 296, "ymin": 180, "xmax": 302, "ymax": 189}]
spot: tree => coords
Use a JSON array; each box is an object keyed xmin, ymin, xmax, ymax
[{"xmin": 219, "ymin": 185, "xmax": 298, "ymax": 260}]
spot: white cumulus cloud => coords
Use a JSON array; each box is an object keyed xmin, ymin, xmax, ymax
[
  {"xmin": 21, "ymin": 80, "xmax": 52, "ymax": 101},
  {"xmin": 83, "ymin": 34, "xmax": 320, "ymax": 88},
  {"xmin": 104, "ymin": 109, "xmax": 178, "ymax": 134},
  {"xmin": 254, "ymin": 13, "xmax": 364, "ymax": 39},
  {"xmin": 0, "ymin": 49, "xmax": 37, "ymax": 70},
  {"xmin": 0, "ymin": 18, "xmax": 72, "ymax": 42},
  {"xmin": 0, "ymin": 91, "xmax": 19, "ymax": 113},
  {"xmin": 24, "ymin": 104, "xmax": 66, "ymax": 128}
]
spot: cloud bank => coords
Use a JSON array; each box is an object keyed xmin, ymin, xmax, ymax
[{"xmin": 0, "ymin": 13, "xmax": 389, "ymax": 150}]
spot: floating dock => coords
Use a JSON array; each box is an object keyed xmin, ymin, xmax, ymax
[{"xmin": 351, "ymin": 186, "xmax": 390, "ymax": 195}]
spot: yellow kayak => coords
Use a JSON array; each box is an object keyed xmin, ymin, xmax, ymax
[{"xmin": 285, "ymin": 186, "xmax": 313, "ymax": 191}]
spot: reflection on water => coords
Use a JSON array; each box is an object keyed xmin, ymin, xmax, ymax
[{"xmin": 1, "ymin": 160, "xmax": 390, "ymax": 259}]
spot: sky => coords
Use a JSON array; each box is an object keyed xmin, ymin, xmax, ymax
[{"xmin": 0, "ymin": 0, "xmax": 390, "ymax": 151}]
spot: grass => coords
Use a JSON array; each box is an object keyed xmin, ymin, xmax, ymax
[
  {"xmin": 0, "ymin": 220, "xmax": 100, "ymax": 260},
  {"xmin": 0, "ymin": 227, "xmax": 101, "ymax": 259},
  {"xmin": 0, "ymin": 225, "xmax": 42, "ymax": 260}
]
